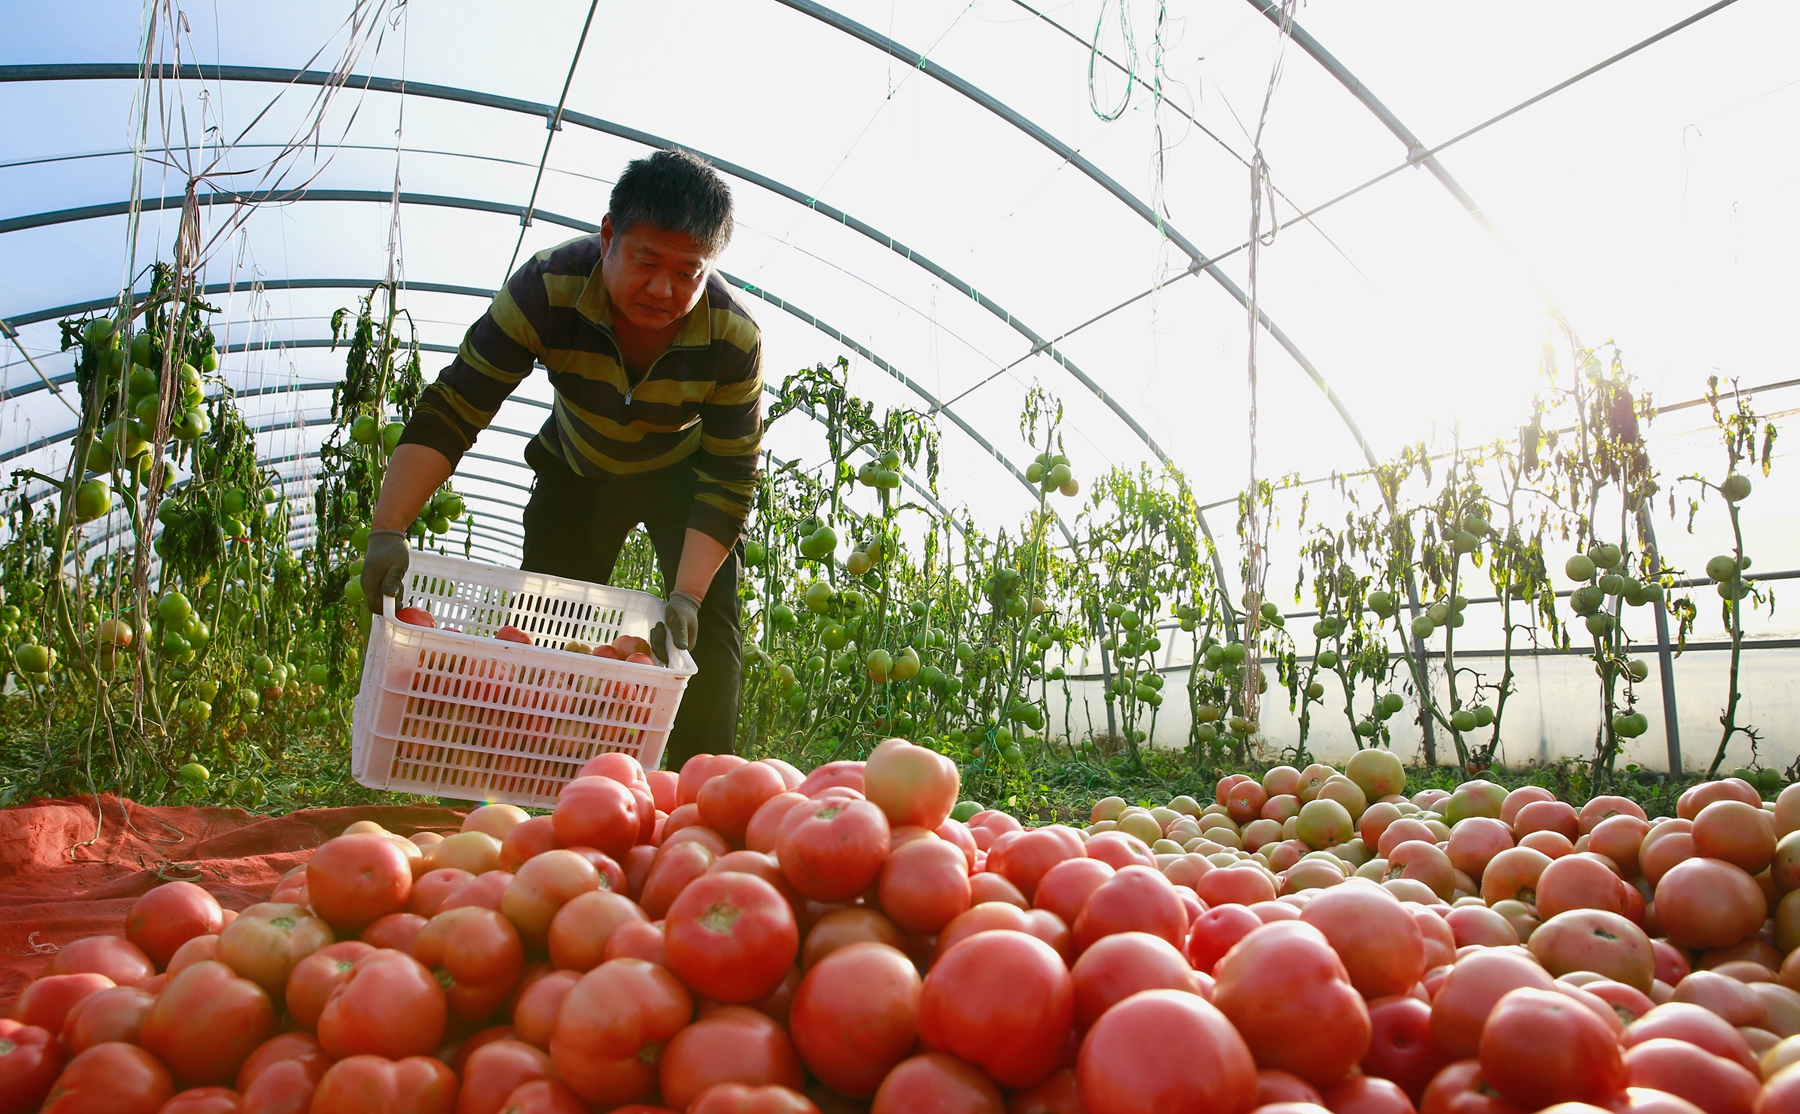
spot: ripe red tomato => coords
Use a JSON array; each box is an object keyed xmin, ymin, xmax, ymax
[
  {"xmin": 40, "ymin": 1041, "xmax": 173, "ymax": 1114},
  {"xmin": 777, "ymin": 797, "xmax": 891, "ymax": 902},
  {"xmin": 394, "ymin": 607, "xmax": 437, "ymax": 628},
  {"xmin": 934, "ymin": 903, "xmax": 1071, "ymax": 965},
  {"xmin": 139, "ymin": 960, "xmax": 276, "ymax": 1086},
  {"xmin": 458, "ymin": 1039, "xmax": 552, "ymax": 1114},
  {"xmin": 1478, "ymin": 987, "xmax": 1624, "ymax": 1108},
  {"xmin": 284, "ymin": 942, "xmax": 374, "ymax": 1031},
  {"xmin": 639, "ymin": 839, "xmax": 718, "ymax": 920},
  {"xmin": 411, "ymin": 906, "xmax": 524, "ymax": 1020},
  {"xmin": 166, "ymin": 933, "xmax": 221, "ymax": 978},
  {"xmin": 863, "ymin": 738, "xmax": 960, "ymax": 830},
  {"xmin": 238, "ymin": 1049, "xmax": 322, "ymax": 1113},
  {"xmin": 969, "ymin": 871, "xmax": 1029, "ymax": 909},
  {"xmin": 1362, "ymin": 995, "xmax": 1445, "ymax": 1102},
  {"xmin": 1429, "ymin": 949, "xmax": 1557, "ymax": 1060},
  {"xmin": 1534, "ymin": 853, "xmax": 1625, "ymax": 919},
  {"xmin": 158, "ymin": 1087, "xmax": 241, "ymax": 1114},
  {"xmin": 1008, "ymin": 1068, "xmax": 1083, "ymax": 1114},
  {"xmin": 1323, "ymin": 1076, "xmax": 1416, "ymax": 1114},
  {"xmin": 743, "ymin": 793, "xmax": 809, "ymax": 854},
  {"xmin": 869, "ymin": 1053, "xmax": 1004, "ymax": 1114},
  {"xmin": 216, "ymin": 903, "xmax": 335, "ymax": 1002},
  {"xmin": 1196, "ymin": 862, "xmax": 1278, "ymax": 906},
  {"xmin": 1077, "ymin": 989, "xmax": 1258, "ymax": 1114},
  {"xmin": 1621, "ymin": 1039, "xmax": 1759, "ymax": 1114},
  {"xmin": 1655, "ymin": 858, "xmax": 1766, "ymax": 950},
  {"xmin": 665, "ymin": 871, "xmax": 799, "ymax": 1003},
  {"xmin": 879, "ymin": 838, "xmax": 971, "ymax": 934},
  {"xmin": 309, "ymin": 1055, "xmax": 457, "ymax": 1114},
  {"xmin": 553, "ymin": 776, "xmax": 640, "ymax": 859},
  {"xmin": 578, "ymin": 751, "xmax": 648, "ymax": 787},
  {"xmin": 604, "ymin": 920, "xmax": 668, "ymax": 965},
  {"xmin": 1033, "ymin": 858, "xmax": 1114, "ymax": 928},
  {"xmin": 658, "ymin": 1005, "xmax": 804, "ymax": 1112},
  {"xmin": 236, "ymin": 1031, "xmax": 331, "ymax": 1092},
  {"xmin": 1257, "ymin": 1069, "xmax": 1324, "ymax": 1106},
  {"xmin": 501, "ymin": 850, "xmax": 601, "ymax": 947},
  {"xmin": 1418, "ymin": 1060, "xmax": 1526, "ymax": 1114},
  {"xmin": 307, "ymin": 835, "xmax": 414, "ymax": 935},
  {"xmin": 441, "ymin": 871, "xmax": 513, "ymax": 913},
  {"xmin": 0, "ymin": 1019, "xmax": 62, "ymax": 1114},
  {"xmin": 317, "ymin": 949, "xmax": 447, "ymax": 1060},
  {"xmin": 1299, "ymin": 881, "xmax": 1427, "ymax": 999},
  {"xmin": 794, "ymin": 760, "xmax": 865, "ymax": 799},
  {"xmin": 1082, "ymin": 831, "xmax": 1156, "ymax": 872},
  {"xmin": 802, "ymin": 908, "xmax": 907, "ymax": 970},
  {"xmin": 10, "ymin": 973, "xmax": 114, "ymax": 1034},
  {"xmin": 510, "ymin": 969, "xmax": 579, "ymax": 1050},
  {"xmin": 1070, "ymin": 931, "xmax": 1200, "ymax": 1032},
  {"xmin": 360, "ymin": 913, "xmax": 426, "ymax": 953},
  {"xmin": 1071, "ymin": 864, "xmax": 1186, "ymax": 953},
  {"xmin": 986, "ymin": 829, "xmax": 1084, "ymax": 901},
  {"xmin": 788, "ymin": 942, "xmax": 921, "ymax": 1098},
  {"xmin": 686, "ymin": 1082, "xmax": 817, "ymax": 1114},
  {"xmin": 1211, "ymin": 920, "xmax": 1371, "ymax": 1087},
  {"xmin": 549, "ymin": 958, "xmax": 693, "ymax": 1108},
  {"xmin": 497, "ymin": 817, "xmax": 562, "ymax": 874},
  {"xmin": 125, "ymin": 881, "xmax": 225, "ymax": 970},
  {"xmin": 406, "ymin": 868, "xmax": 477, "ymax": 918},
  {"xmin": 1185, "ymin": 904, "xmax": 1264, "ymax": 974},
  {"xmin": 699, "ymin": 762, "xmax": 790, "ymax": 846},
  {"xmin": 548, "ymin": 890, "xmax": 648, "ymax": 972},
  {"xmin": 1623, "ymin": 1004, "xmax": 1759, "ymax": 1073},
  {"xmin": 45, "ymin": 935, "xmax": 154, "ymax": 987},
  {"xmin": 919, "ymin": 930, "xmax": 1072, "ymax": 1089},
  {"xmin": 60, "ymin": 985, "xmax": 153, "ymax": 1055},
  {"xmin": 491, "ymin": 1080, "xmax": 590, "ymax": 1114},
  {"xmin": 679, "ymin": 754, "xmax": 749, "ymax": 806}
]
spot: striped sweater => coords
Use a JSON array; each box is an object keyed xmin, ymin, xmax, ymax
[{"xmin": 400, "ymin": 234, "xmax": 763, "ymax": 547}]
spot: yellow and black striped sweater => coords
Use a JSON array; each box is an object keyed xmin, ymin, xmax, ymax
[{"xmin": 399, "ymin": 234, "xmax": 763, "ymax": 548}]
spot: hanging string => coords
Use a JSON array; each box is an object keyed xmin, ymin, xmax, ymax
[
  {"xmin": 1241, "ymin": 0, "xmax": 1301, "ymax": 732},
  {"xmin": 1086, "ymin": 0, "xmax": 1138, "ymax": 121}
]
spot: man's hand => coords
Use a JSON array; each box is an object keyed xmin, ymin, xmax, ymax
[
  {"xmin": 362, "ymin": 530, "xmax": 410, "ymax": 614},
  {"xmin": 664, "ymin": 590, "xmax": 702, "ymax": 651}
]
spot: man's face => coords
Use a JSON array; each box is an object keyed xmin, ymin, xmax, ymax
[{"xmin": 599, "ymin": 215, "xmax": 711, "ymax": 333}]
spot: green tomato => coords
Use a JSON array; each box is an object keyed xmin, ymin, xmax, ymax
[
  {"xmin": 74, "ymin": 478, "xmax": 112, "ymax": 522},
  {"xmin": 179, "ymin": 761, "xmax": 210, "ymax": 782},
  {"xmin": 382, "ymin": 421, "xmax": 406, "ymax": 454},
  {"xmin": 221, "ymin": 489, "xmax": 248, "ymax": 516},
  {"xmin": 350, "ymin": 414, "xmax": 379, "ymax": 445},
  {"xmin": 174, "ymin": 408, "xmax": 209, "ymax": 440},
  {"xmin": 1565, "ymin": 554, "xmax": 1596, "ymax": 582},
  {"xmin": 128, "ymin": 365, "xmax": 159, "ymax": 398},
  {"xmin": 157, "ymin": 592, "xmax": 193, "ymax": 626}
]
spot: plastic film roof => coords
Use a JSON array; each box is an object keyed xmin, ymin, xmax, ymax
[{"xmin": 2, "ymin": 0, "xmax": 1797, "ymax": 576}]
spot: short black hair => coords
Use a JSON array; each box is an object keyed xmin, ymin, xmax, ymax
[{"xmin": 607, "ymin": 149, "xmax": 734, "ymax": 258}]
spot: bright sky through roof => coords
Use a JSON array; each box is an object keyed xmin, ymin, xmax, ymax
[{"xmin": 0, "ymin": 0, "xmax": 1795, "ymax": 548}]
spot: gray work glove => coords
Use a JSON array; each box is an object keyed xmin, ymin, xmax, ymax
[
  {"xmin": 362, "ymin": 529, "xmax": 410, "ymax": 615},
  {"xmin": 664, "ymin": 590, "xmax": 702, "ymax": 651}
]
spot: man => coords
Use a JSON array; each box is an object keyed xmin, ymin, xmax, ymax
[{"xmin": 361, "ymin": 149, "xmax": 761, "ymax": 770}]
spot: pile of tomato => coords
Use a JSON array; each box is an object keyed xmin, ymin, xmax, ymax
[{"xmin": 8, "ymin": 745, "xmax": 1800, "ymax": 1114}]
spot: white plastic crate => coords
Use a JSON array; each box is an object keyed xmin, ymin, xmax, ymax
[{"xmin": 351, "ymin": 552, "xmax": 697, "ymax": 807}]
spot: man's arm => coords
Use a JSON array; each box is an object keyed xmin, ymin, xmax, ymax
[{"xmin": 372, "ymin": 444, "xmax": 455, "ymax": 531}]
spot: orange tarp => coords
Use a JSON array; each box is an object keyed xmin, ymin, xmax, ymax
[{"xmin": 0, "ymin": 794, "xmax": 464, "ymax": 1012}]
